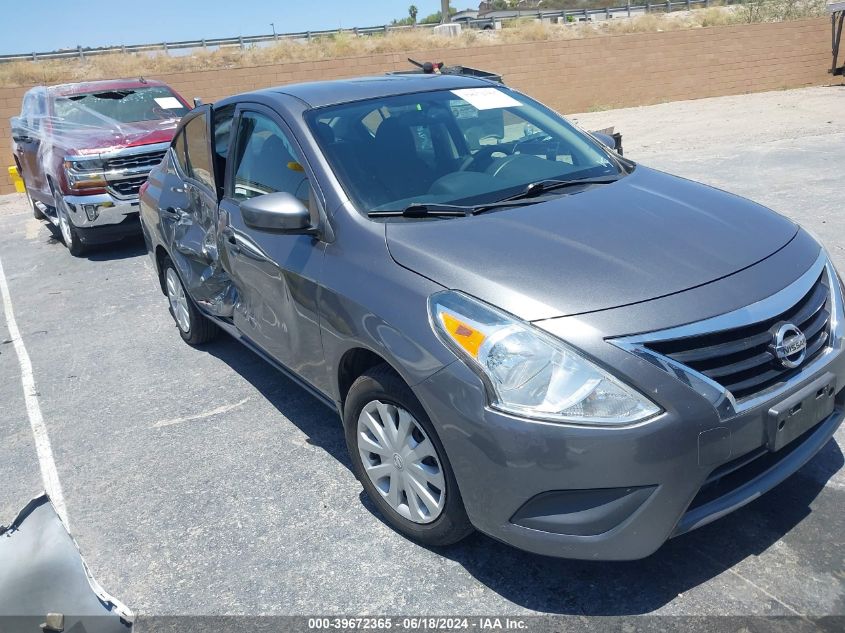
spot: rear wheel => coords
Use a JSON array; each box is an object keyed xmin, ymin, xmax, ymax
[
  {"xmin": 344, "ymin": 364, "xmax": 473, "ymax": 547},
  {"xmin": 162, "ymin": 258, "xmax": 219, "ymax": 346}
]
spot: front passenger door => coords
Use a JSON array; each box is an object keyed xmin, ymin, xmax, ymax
[{"xmin": 220, "ymin": 106, "xmax": 326, "ymax": 388}]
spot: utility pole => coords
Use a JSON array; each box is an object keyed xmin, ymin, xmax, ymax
[{"xmin": 441, "ymin": 0, "xmax": 450, "ymax": 23}]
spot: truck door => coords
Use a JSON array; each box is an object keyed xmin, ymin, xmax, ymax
[
  {"xmin": 13, "ymin": 90, "xmax": 49, "ymax": 200},
  {"xmin": 218, "ymin": 104, "xmax": 326, "ymax": 389}
]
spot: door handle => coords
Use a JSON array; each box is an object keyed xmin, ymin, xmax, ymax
[{"xmin": 170, "ymin": 185, "xmax": 186, "ymax": 194}]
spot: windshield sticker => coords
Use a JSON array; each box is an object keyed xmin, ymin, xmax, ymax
[
  {"xmin": 154, "ymin": 96, "xmax": 184, "ymax": 109},
  {"xmin": 450, "ymin": 88, "xmax": 522, "ymax": 111}
]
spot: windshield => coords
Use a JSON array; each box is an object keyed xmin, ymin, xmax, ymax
[
  {"xmin": 306, "ymin": 87, "xmax": 622, "ymax": 213},
  {"xmin": 53, "ymin": 86, "xmax": 189, "ymax": 126}
]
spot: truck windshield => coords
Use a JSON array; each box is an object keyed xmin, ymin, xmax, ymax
[
  {"xmin": 53, "ymin": 86, "xmax": 189, "ymax": 126},
  {"xmin": 305, "ymin": 87, "xmax": 622, "ymax": 214}
]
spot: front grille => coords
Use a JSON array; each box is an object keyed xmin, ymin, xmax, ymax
[
  {"xmin": 108, "ymin": 175, "xmax": 148, "ymax": 199},
  {"xmin": 104, "ymin": 150, "xmax": 166, "ymax": 171},
  {"xmin": 103, "ymin": 149, "xmax": 165, "ymax": 199},
  {"xmin": 645, "ymin": 272, "xmax": 832, "ymax": 401}
]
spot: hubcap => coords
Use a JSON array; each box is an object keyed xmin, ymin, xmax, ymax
[
  {"xmin": 165, "ymin": 268, "xmax": 191, "ymax": 333},
  {"xmin": 58, "ymin": 205, "xmax": 73, "ymax": 246},
  {"xmin": 357, "ymin": 400, "xmax": 446, "ymax": 524}
]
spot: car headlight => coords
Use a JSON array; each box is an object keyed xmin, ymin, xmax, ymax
[
  {"xmin": 63, "ymin": 159, "xmax": 107, "ymax": 193},
  {"xmin": 429, "ymin": 291, "xmax": 660, "ymax": 425}
]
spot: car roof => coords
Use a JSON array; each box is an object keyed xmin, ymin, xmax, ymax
[{"xmin": 241, "ymin": 74, "xmax": 497, "ymax": 109}]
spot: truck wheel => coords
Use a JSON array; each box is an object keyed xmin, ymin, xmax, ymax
[
  {"xmin": 162, "ymin": 257, "xmax": 219, "ymax": 346},
  {"xmin": 344, "ymin": 364, "xmax": 474, "ymax": 547},
  {"xmin": 50, "ymin": 183, "xmax": 86, "ymax": 257}
]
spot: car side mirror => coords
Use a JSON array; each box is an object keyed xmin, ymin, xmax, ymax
[
  {"xmin": 591, "ymin": 131, "xmax": 624, "ymax": 156},
  {"xmin": 11, "ymin": 123, "xmax": 31, "ymax": 143},
  {"xmin": 241, "ymin": 191, "xmax": 313, "ymax": 234}
]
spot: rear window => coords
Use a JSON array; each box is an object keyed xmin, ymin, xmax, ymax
[{"xmin": 53, "ymin": 86, "xmax": 189, "ymax": 125}]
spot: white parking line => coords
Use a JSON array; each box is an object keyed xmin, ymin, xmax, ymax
[
  {"xmin": 0, "ymin": 254, "xmax": 69, "ymax": 528},
  {"xmin": 151, "ymin": 397, "xmax": 250, "ymax": 428}
]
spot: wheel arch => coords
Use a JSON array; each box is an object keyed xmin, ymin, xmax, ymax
[
  {"xmin": 337, "ymin": 347, "xmax": 398, "ymax": 412},
  {"xmin": 154, "ymin": 245, "xmax": 171, "ymax": 294}
]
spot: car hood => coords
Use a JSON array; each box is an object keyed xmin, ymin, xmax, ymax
[
  {"xmin": 385, "ymin": 166, "xmax": 798, "ymax": 321},
  {"xmin": 57, "ymin": 117, "xmax": 179, "ymax": 155}
]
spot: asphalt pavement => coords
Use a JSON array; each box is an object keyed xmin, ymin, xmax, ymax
[{"xmin": 0, "ymin": 86, "xmax": 843, "ymax": 620}]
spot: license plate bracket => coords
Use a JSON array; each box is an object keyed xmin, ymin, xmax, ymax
[{"xmin": 767, "ymin": 373, "xmax": 836, "ymax": 452}]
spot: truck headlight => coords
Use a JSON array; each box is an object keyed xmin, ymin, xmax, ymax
[
  {"xmin": 63, "ymin": 159, "xmax": 107, "ymax": 193},
  {"xmin": 429, "ymin": 291, "xmax": 660, "ymax": 425}
]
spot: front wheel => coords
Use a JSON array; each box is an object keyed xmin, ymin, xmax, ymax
[
  {"xmin": 51, "ymin": 184, "xmax": 86, "ymax": 257},
  {"xmin": 162, "ymin": 258, "xmax": 219, "ymax": 346},
  {"xmin": 344, "ymin": 365, "xmax": 473, "ymax": 547}
]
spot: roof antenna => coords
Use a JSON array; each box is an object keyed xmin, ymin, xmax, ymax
[{"xmin": 139, "ymin": 76, "xmax": 148, "ymax": 84}]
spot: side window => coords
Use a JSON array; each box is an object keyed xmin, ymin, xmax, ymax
[
  {"xmin": 21, "ymin": 93, "xmax": 36, "ymax": 129},
  {"xmin": 171, "ymin": 129, "xmax": 188, "ymax": 174},
  {"xmin": 183, "ymin": 113, "xmax": 215, "ymax": 191},
  {"xmin": 231, "ymin": 112, "xmax": 308, "ymax": 204}
]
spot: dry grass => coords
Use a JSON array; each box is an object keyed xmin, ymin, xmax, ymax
[{"xmin": 0, "ymin": 4, "xmax": 824, "ymax": 87}]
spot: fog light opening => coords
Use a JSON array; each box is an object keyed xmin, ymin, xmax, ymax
[{"xmin": 83, "ymin": 204, "xmax": 99, "ymax": 222}]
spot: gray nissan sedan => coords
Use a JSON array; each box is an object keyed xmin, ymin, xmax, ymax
[{"xmin": 139, "ymin": 74, "xmax": 845, "ymax": 560}]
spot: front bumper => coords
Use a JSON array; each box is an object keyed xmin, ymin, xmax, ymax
[
  {"xmin": 63, "ymin": 192, "xmax": 140, "ymax": 230},
  {"xmin": 414, "ymin": 343, "xmax": 845, "ymax": 561},
  {"xmin": 61, "ymin": 192, "xmax": 141, "ymax": 244}
]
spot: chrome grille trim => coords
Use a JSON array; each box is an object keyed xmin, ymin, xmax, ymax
[
  {"xmin": 611, "ymin": 251, "xmax": 844, "ymax": 419},
  {"xmin": 102, "ymin": 145, "xmax": 168, "ymax": 200},
  {"xmin": 104, "ymin": 150, "xmax": 166, "ymax": 171},
  {"xmin": 108, "ymin": 175, "xmax": 149, "ymax": 199},
  {"xmin": 647, "ymin": 272, "xmax": 830, "ymax": 399}
]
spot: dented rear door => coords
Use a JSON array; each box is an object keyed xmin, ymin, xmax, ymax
[{"xmin": 161, "ymin": 105, "xmax": 236, "ymax": 318}]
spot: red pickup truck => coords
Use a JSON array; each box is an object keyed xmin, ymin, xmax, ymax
[{"xmin": 11, "ymin": 78, "xmax": 191, "ymax": 256}]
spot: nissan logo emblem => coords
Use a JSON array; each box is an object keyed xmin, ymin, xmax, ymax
[{"xmin": 771, "ymin": 322, "xmax": 807, "ymax": 369}]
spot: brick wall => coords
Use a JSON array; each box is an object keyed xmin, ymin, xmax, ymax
[{"xmin": 1, "ymin": 18, "xmax": 839, "ymax": 195}]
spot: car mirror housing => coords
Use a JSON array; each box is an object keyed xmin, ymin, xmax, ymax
[
  {"xmin": 11, "ymin": 123, "xmax": 31, "ymax": 143},
  {"xmin": 241, "ymin": 191, "xmax": 313, "ymax": 234},
  {"xmin": 590, "ymin": 131, "xmax": 624, "ymax": 155}
]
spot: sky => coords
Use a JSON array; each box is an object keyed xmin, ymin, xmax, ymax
[{"xmin": 1, "ymin": 0, "xmax": 448, "ymax": 55}]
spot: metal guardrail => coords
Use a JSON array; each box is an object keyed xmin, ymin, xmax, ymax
[{"xmin": 0, "ymin": 0, "xmax": 716, "ymax": 63}]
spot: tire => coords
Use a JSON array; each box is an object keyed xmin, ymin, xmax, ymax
[
  {"xmin": 50, "ymin": 182, "xmax": 86, "ymax": 257},
  {"xmin": 161, "ymin": 257, "xmax": 219, "ymax": 346},
  {"xmin": 344, "ymin": 364, "xmax": 474, "ymax": 547}
]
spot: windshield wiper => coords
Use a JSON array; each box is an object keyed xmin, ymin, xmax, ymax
[
  {"xmin": 368, "ymin": 199, "xmax": 548, "ymax": 218},
  {"xmin": 367, "ymin": 177, "xmax": 621, "ymax": 218},
  {"xmin": 505, "ymin": 175, "xmax": 621, "ymax": 201}
]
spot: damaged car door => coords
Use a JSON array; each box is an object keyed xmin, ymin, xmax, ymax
[
  {"xmin": 218, "ymin": 105, "xmax": 327, "ymax": 388},
  {"xmin": 159, "ymin": 105, "xmax": 235, "ymax": 317}
]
